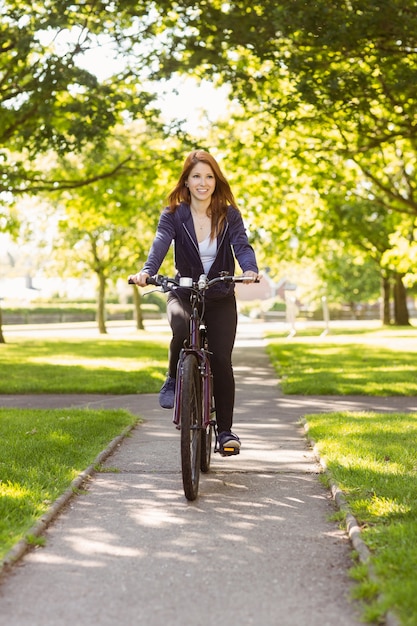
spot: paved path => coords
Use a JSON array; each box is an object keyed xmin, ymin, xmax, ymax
[{"xmin": 0, "ymin": 327, "xmax": 415, "ymax": 625}]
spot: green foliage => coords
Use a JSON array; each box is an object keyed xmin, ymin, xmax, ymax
[
  {"xmin": 269, "ymin": 300, "xmax": 286, "ymax": 312},
  {"xmin": 3, "ymin": 304, "xmax": 132, "ymax": 315},
  {"xmin": 314, "ymin": 247, "xmax": 381, "ymax": 310},
  {"xmin": 142, "ymin": 290, "xmax": 167, "ymax": 313},
  {"xmin": 3, "ymin": 0, "xmax": 417, "ymax": 338},
  {"xmin": 0, "ymin": 406, "xmax": 137, "ymax": 559},
  {"xmin": 138, "ymin": 0, "xmax": 417, "ymax": 289},
  {"xmin": 46, "ymin": 126, "xmax": 180, "ymax": 332},
  {"xmin": 383, "ymin": 225, "xmax": 417, "ymax": 288},
  {"xmin": 0, "ymin": 0, "xmax": 158, "ymax": 197}
]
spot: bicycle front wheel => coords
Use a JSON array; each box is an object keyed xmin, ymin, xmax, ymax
[{"xmin": 180, "ymin": 354, "xmax": 202, "ymax": 501}]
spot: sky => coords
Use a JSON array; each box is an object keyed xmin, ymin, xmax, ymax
[{"xmin": 152, "ymin": 76, "xmax": 230, "ymax": 134}]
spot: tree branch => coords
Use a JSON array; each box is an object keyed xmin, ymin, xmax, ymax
[{"xmin": 1, "ymin": 157, "xmax": 134, "ymax": 194}]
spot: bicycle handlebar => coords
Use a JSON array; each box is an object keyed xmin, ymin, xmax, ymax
[{"xmin": 128, "ymin": 273, "xmax": 259, "ymax": 292}]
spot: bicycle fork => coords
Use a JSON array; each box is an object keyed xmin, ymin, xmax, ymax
[
  {"xmin": 172, "ymin": 348, "xmax": 229, "ymax": 456},
  {"xmin": 172, "ymin": 349, "xmax": 213, "ymax": 431}
]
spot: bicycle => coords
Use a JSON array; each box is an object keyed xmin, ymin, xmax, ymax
[{"xmin": 129, "ymin": 272, "xmax": 257, "ymax": 501}]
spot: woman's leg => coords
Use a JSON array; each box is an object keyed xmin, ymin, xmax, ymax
[{"xmin": 205, "ymin": 295, "xmax": 237, "ymax": 434}]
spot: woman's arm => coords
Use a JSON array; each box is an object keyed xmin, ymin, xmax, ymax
[
  {"xmin": 228, "ymin": 207, "xmax": 259, "ymax": 274},
  {"xmin": 142, "ymin": 209, "xmax": 176, "ymax": 276}
]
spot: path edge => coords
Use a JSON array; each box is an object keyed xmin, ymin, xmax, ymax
[
  {"xmin": 303, "ymin": 422, "xmax": 400, "ymax": 626},
  {"xmin": 0, "ymin": 421, "xmax": 138, "ymax": 578}
]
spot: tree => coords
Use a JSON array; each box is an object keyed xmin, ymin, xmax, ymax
[
  {"xmin": 300, "ymin": 148, "xmax": 412, "ymax": 325},
  {"xmin": 205, "ymin": 105, "xmax": 410, "ymax": 323},
  {"xmin": 4, "ymin": 1, "xmax": 416, "ymax": 334},
  {"xmin": 314, "ymin": 247, "xmax": 381, "ymax": 318},
  {"xmin": 383, "ymin": 224, "xmax": 417, "ymax": 289},
  {"xmin": 137, "ymin": 0, "xmax": 417, "ymax": 156},
  {"xmin": 0, "ymin": 204, "xmax": 19, "ymax": 343},
  {"xmin": 49, "ymin": 125, "xmax": 179, "ymax": 333},
  {"xmin": 0, "ymin": 0, "xmax": 162, "ymax": 199}
]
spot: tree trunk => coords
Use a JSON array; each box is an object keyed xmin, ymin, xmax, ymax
[
  {"xmin": 132, "ymin": 285, "xmax": 145, "ymax": 330},
  {"xmin": 97, "ymin": 272, "xmax": 107, "ymax": 334},
  {"xmin": 393, "ymin": 273, "xmax": 410, "ymax": 326},
  {"xmin": 381, "ymin": 274, "xmax": 391, "ymax": 325},
  {"xmin": 0, "ymin": 306, "xmax": 5, "ymax": 344}
]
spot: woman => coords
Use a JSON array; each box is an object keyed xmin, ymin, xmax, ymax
[{"xmin": 130, "ymin": 149, "xmax": 259, "ymax": 455}]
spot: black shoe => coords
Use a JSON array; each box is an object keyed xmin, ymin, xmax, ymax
[
  {"xmin": 159, "ymin": 376, "xmax": 176, "ymax": 409},
  {"xmin": 217, "ymin": 431, "xmax": 241, "ymax": 456}
]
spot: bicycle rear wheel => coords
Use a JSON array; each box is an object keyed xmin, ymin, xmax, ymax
[{"xmin": 180, "ymin": 354, "xmax": 202, "ymax": 500}]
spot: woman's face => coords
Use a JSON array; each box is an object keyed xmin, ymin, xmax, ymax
[{"xmin": 186, "ymin": 162, "xmax": 216, "ymax": 204}]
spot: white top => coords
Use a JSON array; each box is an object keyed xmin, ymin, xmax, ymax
[{"xmin": 199, "ymin": 235, "xmax": 217, "ymax": 274}]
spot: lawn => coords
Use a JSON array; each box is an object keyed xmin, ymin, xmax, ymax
[
  {"xmin": 0, "ymin": 333, "xmax": 169, "ymax": 563},
  {"xmin": 0, "ymin": 335, "xmax": 169, "ymax": 394},
  {"xmin": 305, "ymin": 410, "xmax": 417, "ymax": 626},
  {"xmin": 266, "ymin": 326, "xmax": 417, "ymax": 395},
  {"xmin": 0, "ymin": 407, "xmax": 137, "ymax": 561}
]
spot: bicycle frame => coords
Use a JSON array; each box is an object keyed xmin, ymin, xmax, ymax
[
  {"xmin": 129, "ymin": 273, "xmax": 258, "ymax": 423},
  {"xmin": 133, "ymin": 272, "xmax": 257, "ymax": 432}
]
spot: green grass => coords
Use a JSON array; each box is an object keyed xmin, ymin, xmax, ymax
[
  {"xmin": 305, "ymin": 411, "xmax": 417, "ymax": 625},
  {"xmin": 266, "ymin": 326, "xmax": 417, "ymax": 395},
  {"xmin": 0, "ymin": 336, "xmax": 169, "ymax": 394},
  {"xmin": 0, "ymin": 407, "xmax": 137, "ymax": 560}
]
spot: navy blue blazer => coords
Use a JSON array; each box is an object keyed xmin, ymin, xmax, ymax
[{"xmin": 142, "ymin": 202, "xmax": 258, "ymax": 299}]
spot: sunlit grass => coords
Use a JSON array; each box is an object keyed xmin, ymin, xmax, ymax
[
  {"xmin": 0, "ymin": 407, "xmax": 137, "ymax": 560},
  {"xmin": 0, "ymin": 336, "xmax": 169, "ymax": 394},
  {"xmin": 305, "ymin": 411, "xmax": 417, "ymax": 624},
  {"xmin": 266, "ymin": 327, "xmax": 417, "ymax": 395}
]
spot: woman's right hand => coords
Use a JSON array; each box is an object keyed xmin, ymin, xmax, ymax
[{"xmin": 128, "ymin": 271, "xmax": 150, "ymax": 287}]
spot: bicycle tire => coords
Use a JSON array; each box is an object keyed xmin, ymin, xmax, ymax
[{"xmin": 180, "ymin": 354, "xmax": 202, "ymax": 500}]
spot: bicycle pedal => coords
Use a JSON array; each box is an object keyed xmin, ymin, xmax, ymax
[{"xmin": 220, "ymin": 446, "xmax": 240, "ymax": 457}]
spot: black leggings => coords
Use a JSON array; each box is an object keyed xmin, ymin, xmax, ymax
[{"xmin": 166, "ymin": 292, "xmax": 238, "ymax": 434}]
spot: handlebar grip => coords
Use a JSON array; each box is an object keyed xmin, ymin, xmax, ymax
[
  {"xmin": 128, "ymin": 275, "xmax": 160, "ymax": 286},
  {"xmin": 232, "ymin": 276, "xmax": 261, "ymax": 283}
]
